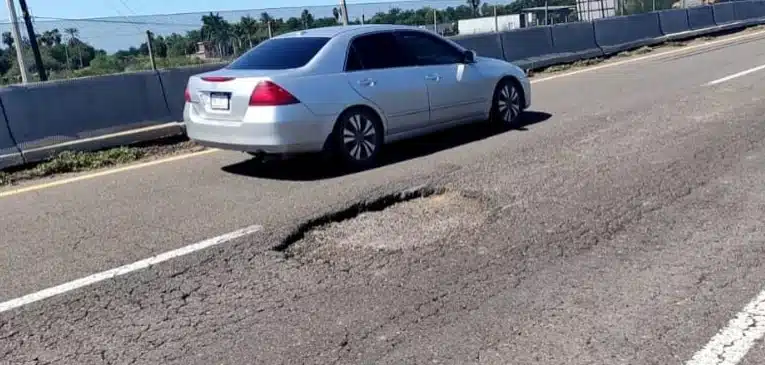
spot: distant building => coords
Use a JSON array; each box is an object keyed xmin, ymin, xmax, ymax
[
  {"xmin": 520, "ymin": 5, "xmax": 576, "ymax": 25},
  {"xmin": 673, "ymin": 0, "xmax": 711, "ymax": 7},
  {"xmin": 457, "ymin": 14, "xmax": 522, "ymax": 35},
  {"xmin": 575, "ymin": 0, "xmax": 617, "ymax": 21},
  {"xmin": 417, "ymin": 22, "xmax": 456, "ymax": 36}
]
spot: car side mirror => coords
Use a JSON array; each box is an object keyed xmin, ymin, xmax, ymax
[{"xmin": 462, "ymin": 50, "xmax": 476, "ymax": 64}]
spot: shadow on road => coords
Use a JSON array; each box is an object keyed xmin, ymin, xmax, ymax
[{"xmin": 221, "ymin": 111, "xmax": 552, "ymax": 181}]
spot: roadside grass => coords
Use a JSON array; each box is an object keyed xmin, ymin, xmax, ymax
[
  {"xmin": 617, "ymin": 45, "xmax": 654, "ymax": 57},
  {"xmin": 664, "ymin": 41, "xmax": 688, "ymax": 47},
  {"xmin": 0, "ymin": 136, "xmax": 203, "ymax": 187},
  {"xmin": 0, "ymin": 147, "xmax": 144, "ymax": 186}
]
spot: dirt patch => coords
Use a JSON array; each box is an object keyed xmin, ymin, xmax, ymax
[{"xmin": 283, "ymin": 189, "xmax": 490, "ymax": 261}]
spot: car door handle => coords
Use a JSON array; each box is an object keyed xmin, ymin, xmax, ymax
[
  {"xmin": 357, "ymin": 78, "xmax": 376, "ymax": 87},
  {"xmin": 425, "ymin": 74, "xmax": 441, "ymax": 81}
]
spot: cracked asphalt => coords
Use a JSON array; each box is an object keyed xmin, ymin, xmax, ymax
[{"xmin": 3, "ymin": 30, "xmax": 765, "ymax": 364}]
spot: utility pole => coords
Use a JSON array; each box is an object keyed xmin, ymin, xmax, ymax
[
  {"xmin": 339, "ymin": 0, "xmax": 349, "ymax": 25},
  {"xmin": 433, "ymin": 9, "xmax": 437, "ymax": 35},
  {"xmin": 145, "ymin": 30, "xmax": 157, "ymax": 71},
  {"xmin": 493, "ymin": 5, "xmax": 498, "ymax": 32},
  {"xmin": 4, "ymin": 0, "xmax": 29, "ymax": 83},
  {"xmin": 18, "ymin": 0, "xmax": 46, "ymax": 81}
]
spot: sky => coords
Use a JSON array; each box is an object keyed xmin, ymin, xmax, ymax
[
  {"xmin": 0, "ymin": 0, "xmax": 491, "ymax": 52},
  {"xmin": 0, "ymin": 0, "xmax": 409, "ymax": 19}
]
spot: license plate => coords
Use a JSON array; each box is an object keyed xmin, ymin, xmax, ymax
[{"xmin": 209, "ymin": 93, "xmax": 230, "ymax": 110}]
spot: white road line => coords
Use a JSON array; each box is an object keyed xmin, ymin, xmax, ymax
[
  {"xmin": 705, "ymin": 63, "xmax": 765, "ymax": 86},
  {"xmin": 686, "ymin": 288, "xmax": 765, "ymax": 365},
  {"xmin": 0, "ymin": 224, "xmax": 262, "ymax": 314}
]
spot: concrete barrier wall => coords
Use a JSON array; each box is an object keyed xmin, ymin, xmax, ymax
[
  {"xmin": 0, "ymin": 71, "xmax": 171, "ymax": 155},
  {"xmin": 451, "ymin": 33, "xmax": 505, "ymax": 60},
  {"xmin": 158, "ymin": 63, "xmax": 227, "ymax": 122},
  {"xmin": 659, "ymin": 8, "xmax": 691, "ymax": 35},
  {"xmin": 593, "ymin": 12, "xmax": 663, "ymax": 55},
  {"xmin": 688, "ymin": 6, "xmax": 716, "ymax": 29},
  {"xmin": 0, "ymin": 100, "xmax": 22, "ymax": 168},
  {"xmin": 500, "ymin": 26, "xmax": 556, "ymax": 69},
  {"xmin": 549, "ymin": 21, "xmax": 603, "ymax": 63},
  {"xmin": 734, "ymin": 0, "xmax": 765, "ymax": 21},
  {"xmin": 713, "ymin": 2, "xmax": 737, "ymax": 24}
]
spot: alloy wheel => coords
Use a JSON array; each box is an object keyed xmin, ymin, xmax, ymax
[
  {"xmin": 342, "ymin": 113, "xmax": 378, "ymax": 161},
  {"xmin": 496, "ymin": 82, "xmax": 521, "ymax": 124}
]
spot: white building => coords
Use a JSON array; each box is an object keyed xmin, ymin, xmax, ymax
[{"xmin": 457, "ymin": 14, "xmax": 522, "ymax": 35}]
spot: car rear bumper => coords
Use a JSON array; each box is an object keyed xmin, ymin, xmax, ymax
[{"xmin": 183, "ymin": 103, "xmax": 333, "ymax": 154}]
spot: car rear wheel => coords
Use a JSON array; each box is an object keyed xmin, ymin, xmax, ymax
[
  {"xmin": 330, "ymin": 108, "xmax": 384, "ymax": 170},
  {"xmin": 491, "ymin": 78, "xmax": 523, "ymax": 127}
]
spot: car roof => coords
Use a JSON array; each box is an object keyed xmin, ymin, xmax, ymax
[{"xmin": 274, "ymin": 24, "xmax": 425, "ymax": 39}]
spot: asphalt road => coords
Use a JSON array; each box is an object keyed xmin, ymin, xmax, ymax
[{"xmin": 4, "ymin": 29, "xmax": 765, "ymax": 364}]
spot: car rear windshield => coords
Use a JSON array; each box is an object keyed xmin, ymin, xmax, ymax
[{"xmin": 226, "ymin": 37, "xmax": 331, "ymax": 70}]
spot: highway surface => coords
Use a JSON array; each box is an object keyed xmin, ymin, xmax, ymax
[{"xmin": 4, "ymin": 29, "xmax": 765, "ymax": 364}]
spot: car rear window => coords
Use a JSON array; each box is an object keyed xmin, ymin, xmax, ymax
[{"xmin": 226, "ymin": 37, "xmax": 330, "ymax": 70}]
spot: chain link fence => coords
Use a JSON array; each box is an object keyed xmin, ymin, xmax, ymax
[{"xmin": 0, "ymin": 0, "xmax": 737, "ymax": 83}]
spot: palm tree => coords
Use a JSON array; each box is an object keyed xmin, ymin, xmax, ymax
[
  {"xmin": 38, "ymin": 29, "xmax": 62, "ymax": 47},
  {"xmin": 201, "ymin": 13, "xmax": 231, "ymax": 57},
  {"xmin": 300, "ymin": 9, "xmax": 314, "ymax": 29},
  {"xmin": 2, "ymin": 32, "xmax": 13, "ymax": 49},
  {"xmin": 466, "ymin": 0, "xmax": 481, "ymax": 16},
  {"xmin": 260, "ymin": 12, "xmax": 273, "ymax": 38},
  {"xmin": 238, "ymin": 16, "xmax": 258, "ymax": 48},
  {"xmin": 64, "ymin": 27, "xmax": 82, "ymax": 68},
  {"xmin": 49, "ymin": 29, "xmax": 62, "ymax": 45}
]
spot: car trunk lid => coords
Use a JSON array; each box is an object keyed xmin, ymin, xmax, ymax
[{"xmin": 186, "ymin": 69, "xmax": 293, "ymax": 121}]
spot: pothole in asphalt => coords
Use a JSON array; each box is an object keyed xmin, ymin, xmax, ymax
[{"xmin": 277, "ymin": 186, "xmax": 489, "ymax": 260}]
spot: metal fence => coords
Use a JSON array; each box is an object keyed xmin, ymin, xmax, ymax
[{"xmin": 0, "ymin": 0, "xmax": 741, "ymax": 84}]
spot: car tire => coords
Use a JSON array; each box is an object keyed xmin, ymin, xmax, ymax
[
  {"xmin": 490, "ymin": 78, "xmax": 523, "ymax": 127},
  {"xmin": 329, "ymin": 108, "xmax": 384, "ymax": 170},
  {"xmin": 331, "ymin": 108, "xmax": 384, "ymax": 170}
]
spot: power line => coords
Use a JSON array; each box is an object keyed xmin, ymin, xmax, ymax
[
  {"xmin": 29, "ymin": 15, "xmax": 200, "ymax": 27},
  {"xmin": 115, "ymin": 0, "xmax": 138, "ymax": 15},
  {"xmin": 16, "ymin": 0, "xmax": 485, "ymax": 23}
]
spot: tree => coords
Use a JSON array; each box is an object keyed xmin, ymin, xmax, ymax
[
  {"xmin": 39, "ymin": 29, "xmax": 62, "ymax": 47},
  {"xmin": 238, "ymin": 16, "xmax": 259, "ymax": 48},
  {"xmin": 467, "ymin": 0, "xmax": 481, "ymax": 16},
  {"xmin": 2, "ymin": 32, "xmax": 13, "ymax": 49},
  {"xmin": 64, "ymin": 28, "xmax": 83, "ymax": 68},
  {"xmin": 260, "ymin": 12, "xmax": 273, "ymax": 37},
  {"xmin": 201, "ymin": 12, "xmax": 231, "ymax": 57},
  {"xmin": 300, "ymin": 9, "xmax": 314, "ymax": 29}
]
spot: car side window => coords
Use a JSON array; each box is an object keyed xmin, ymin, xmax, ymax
[
  {"xmin": 346, "ymin": 32, "xmax": 411, "ymax": 71},
  {"xmin": 345, "ymin": 45, "xmax": 364, "ymax": 72},
  {"xmin": 396, "ymin": 31, "xmax": 464, "ymax": 66}
]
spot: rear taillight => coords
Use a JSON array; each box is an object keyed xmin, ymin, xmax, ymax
[
  {"xmin": 184, "ymin": 87, "xmax": 191, "ymax": 102},
  {"xmin": 249, "ymin": 81, "xmax": 299, "ymax": 106}
]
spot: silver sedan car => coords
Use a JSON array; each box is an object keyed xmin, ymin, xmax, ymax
[{"xmin": 184, "ymin": 24, "xmax": 531, "ymax": 169}]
